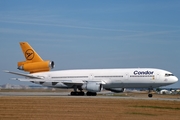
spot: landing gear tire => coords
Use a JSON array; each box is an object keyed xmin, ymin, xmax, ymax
[
  {"xmin": 79, "ymin": 92, "xmax": 85, "ymax": 96},
  {"xmin": 86, "ymin": 92, "xmax": 97, "ymax": 96},
  {"xmin": 148, "ymin": 87, "xmax": 154, "ymax": 98},
  {"xmin": 148, "ymin": 94, "xmax": 153, "ymax": 98},
  {"xmin": 70, "ymin": 91, "xmax": 85, "ymax": 96}
]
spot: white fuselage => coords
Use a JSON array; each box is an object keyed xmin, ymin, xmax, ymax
[{"xmin": 31, "ymin": 68, "xmax": 178, "ymax": 89}]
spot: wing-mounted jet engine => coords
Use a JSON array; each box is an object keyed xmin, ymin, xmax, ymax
[{"xmin": 105, "ymin": 88, "xmax": 125, "ymax": 93}]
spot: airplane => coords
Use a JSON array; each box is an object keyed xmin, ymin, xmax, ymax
[{"xmin": 5, "ymin": 42, "xmax": 178, "ymax": 97}]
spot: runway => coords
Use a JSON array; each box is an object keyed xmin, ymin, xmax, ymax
[{"xmin": 0, "ymin": 92, "xmax": 180, "ymax": 101}]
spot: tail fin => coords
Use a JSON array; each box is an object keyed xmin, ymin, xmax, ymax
[
  {"xmin": 17, "ymin": 42, "xmax": 55, "ymax": 73},
  {"xmin": 19, "ymin": 42, "xmax": 43, "ymax": 62}
]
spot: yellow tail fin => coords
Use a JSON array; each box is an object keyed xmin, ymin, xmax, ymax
[
  {"xmin": 17, "ymin": 42, "xmax": 54, "ymax": 73},
  {"xmin": 19, "ymin": 42, "xmax": 43, "ymax": 62}
]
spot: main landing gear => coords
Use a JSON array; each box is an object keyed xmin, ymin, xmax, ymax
[
  {"xmin": 86, "ymin": 92, "xmax": 97, "ymax": 96},
  {"xmin": 70, "ymin": 91, "xmax": 85, "ymax": 96},
  {"xmin": 70, "ymin": 91, "xmax": 97, "ymax": 96},
  {"xmin": 70, "ymin": 86, "xmax": 97, "ymax": 96},
  {"xmin": 70, "ymin": 86, "xmax": 85, "ymax": 96}
]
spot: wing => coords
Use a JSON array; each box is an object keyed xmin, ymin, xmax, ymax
[
  {"xmin": 4, "ymin": 70, "xmax": 84, "ymax": 83},
  {"xmin": 4, "ymin": 70, "xmax": 42, "ymax": 79},
  {"xmin": 4, "ymin": 70, "xmax": 106, "ymax": 85}
]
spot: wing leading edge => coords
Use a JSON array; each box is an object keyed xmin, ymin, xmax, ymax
[{"xmin": 4, "ymin": 70, "xmax": 42, "ymax": 79}]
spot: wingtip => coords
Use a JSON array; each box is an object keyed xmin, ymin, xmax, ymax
[{"xmin": 11, "ymin": 78, "xmax": 19, "ymax": 80}]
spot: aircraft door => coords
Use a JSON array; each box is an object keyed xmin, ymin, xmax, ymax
[
  {"xmin": 154, "ymin": 74, "xmax": 160, "ymax": 83},
  {"xmin": 89, "ymin": 74, "xmax": 94, "ymax": 80},
  {"xmin": 151, "ymin": 74, "xmax": 159, "ymax": 84},
  {"xmin": 156, "ymin": 74, "xmax": 160, "ymax": 80},
  {"xmin": 125, "ymin": 73, "xmax": 129, "ymax": 80}
]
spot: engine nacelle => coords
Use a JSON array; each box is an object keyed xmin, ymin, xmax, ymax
[
  {"xmin": 18, "ymin": 61, "xmax": 55, "ymax": 73},
  {"xmin": 82, "ymin": 82, "xmax": 103, "ymax": 92},
  {"xmin": 105, "ymin": 88, "xmax": 125, "ymax": 93}
]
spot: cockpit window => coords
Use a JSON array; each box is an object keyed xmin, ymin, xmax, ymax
[{"xmin": 165, "ymin": 73, "xmax": 174, "ymax": 77}]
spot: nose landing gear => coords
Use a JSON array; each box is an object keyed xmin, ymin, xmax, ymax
[
  {"xmin": 148, "ymin": 87, "xmax": 153, "ymax": 98},
  {"xmin": 148, "ymin": 93, "xmax": 153, "ymax": 98}
]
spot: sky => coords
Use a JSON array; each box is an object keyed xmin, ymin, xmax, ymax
[{"xmin": 0, "ymin": 0, "xmax": 180, "ymax": 88}]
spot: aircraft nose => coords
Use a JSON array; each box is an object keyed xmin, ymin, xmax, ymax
[{"xmin": 172, "ymin": 76, "xmax": 178, "ymax": 83}]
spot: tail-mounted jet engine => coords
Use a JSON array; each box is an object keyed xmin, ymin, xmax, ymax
[{"xmin": 18, "ymin": 61, "xmax": 55, "ymax": 73}]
